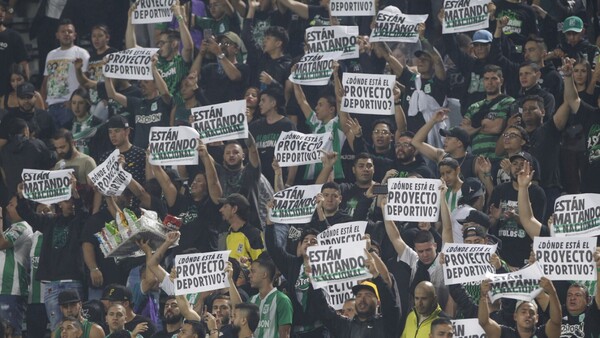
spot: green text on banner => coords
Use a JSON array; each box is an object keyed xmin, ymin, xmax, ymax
[
  {"xmin": 191, "ymin": 100, "xmax": 248, "ymax": 143},
  {"xmin": 149, "ymin": 126, "xmax": 199, "ymax": 166},
  {"xmin": 442, "ymin": 0, "xmax": 489, "ymax": 34},
  {"xmin": 370, "ymin": 6, "xmax": 428, "ymax": 43},
  {"xmin": 305, "ymin": 26, "xmax": 359, "ymax": 60},
  {"xmin": 269, "ymin": 184, "xmax": 323, "ymax": 224},
  {"xmin": 22, "ymin": 168, "xmax": 74, "ymax": 204},
  {"xmin": 486, "ymin": 263, "xmax": 544, "ymax": 302},
  {"xmin": 307, "ymin": 240, "xmax": 372, "ymax": 289},
  {"xmin": 552, "ymin": 194, "xmax": 600, "ymax": 237}
]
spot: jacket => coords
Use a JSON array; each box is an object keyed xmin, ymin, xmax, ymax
[{"xmin": 401, "ymin": 305, "xmax": 446, "ymax": 338}]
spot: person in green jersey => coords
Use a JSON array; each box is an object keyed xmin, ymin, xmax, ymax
[
  {"xmin": 60, "ymin": 316, "xmax": 84, "ymax": 338},
  {"xmin": 438, "ymin": 158, "xmax": 463, "ymax": 212},
  {"xmin": 53, "ymin": 290, "xmax": 105, "ymax": 338}
]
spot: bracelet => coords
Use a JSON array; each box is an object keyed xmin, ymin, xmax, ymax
[
  {"xmin": 92, "ymin": 267, "xmax": 99, "ymax": 271},
  {"xmin": 484, "ymin": 172, "xmax": 492, "ymax": 177},
  {"xmin": 176, "ymin": 15, "xmax": 184, "ymax": 21}
]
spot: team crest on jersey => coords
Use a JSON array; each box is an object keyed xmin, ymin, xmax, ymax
[{"xmin": 262, "ymin": 304, "xmax": 270, "ymax": 314}]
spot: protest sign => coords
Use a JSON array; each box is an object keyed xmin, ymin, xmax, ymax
[
  {"xmin": 452, "ymin": 319, "xmax": 486, "ymax": 338},
  {"xmin": 384, "ymin": 178, "xmax": 441, "ymax": 222},
  {"xmin": 305, "ymin": 26, "xmax": 359, "ymax": 60},
  {"xmin": 324, "ymin": 281, "xmax": 356, "ymax": 310},
  {"xmin": 442, "ymin": 243, "xmax": 497, "ymax": 285},
  {"xmin": 370, "ymin": 7, "xmax": 428, "ymax": 43},
  {"xmin": 88, "ymin": 149, "xmax": 132, "ymax": 196},
  {"xmin": 307, "ymin": 240, "xmax": 372, "ymax": 289},
  {"xmin": 442, "ymin": 0, "xmax": 489, "ymax": 34},
  {"xmin": 270, "ymin": 184, "xmax": 322, "ymax": 224},
  {"xmin": 330, "ymin": 0, "xmax": 375, "ymax": 16},
  {"xmin": 289, "ymin": 52, "xmax": 342, "ymax": 86},
  {"xmin": 533, "ymin": 237, "xmax": 597, "ymax": 281},
  {"xmin": 191, "ymin": 100, "xmax": 248, "ymax": 143},
  {"xmin": 149, "ymin": 126, "xmax": 199, "ymax": 166},
  {"xmin": 103, "ymin": 48, "xmax": 159, "ymax": 81},
  {"xmin": 274, "ymin": 131, "xmax": 331, "ymax": 167},
  {"xmin": 318, "ymin": 221, "xmax": 367, "ymax": 245},
  {"xmin": 132, "ymin": 0, "xmax": 175, "ymax": 24},
  {"xmin": 22, "ymin": 169, "xmax": 74, "ymax": 204},
  {"xmin": 552, "ymin": 194, "xmax": 600, "ymax": 237},
  {"xmin": 341, "ymin": 73, "xmax": 395, "ymax": 115},
  {"xmin": 175, "ymin": 250, "xmax": 231, "ymax": 295},
  {"xmin": 487, "ymin": 263, "xmax": 544, "ymax": 302}
]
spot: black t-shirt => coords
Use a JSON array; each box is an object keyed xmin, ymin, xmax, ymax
[
  {"xmin": 200, "ymin": 62, "xmax": 249, "ymax": 104},
  {"xmin": 0, "ymin": 108, "xmax": 56, "ymax": 146},
  {"xmin": 88, "ymin": 47, "xmax": 118, "ymax": 103},
  {"xmin": 126, "ymin": 95, "xmax": 172, "ymax": 149},
  {"xmin": 249, "ymin": 116, "xmax": 296, "ymax": 184},
  {"xmin": 99, "ymin": 145, "xmax": 146, "ymax": 184},
  {"xmin": 150, "ymin": 328, "xmax": 180, "ymax": 338},
  {"xmin": 171, "ymin": 193, "xmax": 220, "ymax": 253},
  {"xmin": 125, "ymin": 314, "xmax": 156, "ymax": 338},
  {"xmin": 0, "ymin": 28, "xmax": 28, "ymax": 96},
  {"xmin": 490, "ymin": 182, "xmax": 547, "ymax": 268},
  {"xmin": 574, "ymin": 102, "xmax": 600, "ymax": 193},
  {"xmin": 494, "ymin": 0, "xmax": 539, "ymax": 51},
  {"xmin": 500, "ymin": 324, "xmax": 548, "ymax": 338},
  {"xmin": 528, "ymin": 119, "xmax": 562, "ymax": 189},
  {"xmin": 339, "ymin": 183, "xmax": 373, "ymax": 221}
]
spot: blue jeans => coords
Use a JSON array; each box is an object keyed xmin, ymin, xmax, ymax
[
  {"xmin": 43, "ymin": 281, "xmax": 83, "ymax": 331},
  {"xmin": 0, "ymin": 295, "xmax": 26, "ymax": 336},
  {"xmin": 48, "ymin": 102, "xmax": 72, "ymax": 128},
  {"xmin": 26, "ymin": 303, "xmax": 48, "ymax": 338}
]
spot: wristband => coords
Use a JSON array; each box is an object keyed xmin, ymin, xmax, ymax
[
  {"xmin": 484, "ymin": 172, "xmax": 492, "ymax": 177},
  {"xmin": 92, "ymin": 267, "xmax": 99, "ymax": 271},
  {"xmin": 176, "ymin": 15, "xmax": 184, "ymax": 21},
  {"xmin": 217, "ymin": 53, "xmax": 225, "ymax": 60}
]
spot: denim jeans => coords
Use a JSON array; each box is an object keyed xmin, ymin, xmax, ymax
[
  {"xmin": 0, "ymin": 295, "xmax": 26, "ymax": 336},
  {"xmin": 48, "ymin": 102, "xmax": 71, "ymax": 128},
  {"xmin": 43, "ymin": 281, "xmax": 83, "ymax": 331},
  {"xmin": 25, "ymin": 303, "xmax": 49, "ymax": 338}
]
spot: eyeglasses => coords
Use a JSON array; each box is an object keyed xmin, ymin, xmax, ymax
[
  {"xmin": 219, "ymin": 41, "xmax": 235, "ymax": 47},
  {"xmin": 396, "ymin": 142, "xmax": 414, "ymax": 149},
  {"xmin": 372, "ymin": 130, "xmax": 390, "ymax": 135},
  {"xmin": 502, "ymin": 132, "xmax": 522, "ymax": 139}
]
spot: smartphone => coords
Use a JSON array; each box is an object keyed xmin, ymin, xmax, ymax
[
  {"xmin": 204, "ymin": 28, "xmax": 213, "ymax": 40},
  {"xmin": 372, "ymin": 184, "xmax": 388, "ymax": 195}
]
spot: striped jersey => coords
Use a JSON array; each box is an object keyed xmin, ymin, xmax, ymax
[
  {"xmin": 249, "ymin": 288, "xmax": 293, "ymax": 338},
  {"xmin": 28, "ymin": 231, "xmax": 44, "ymax": 303},
  {"xmin": 304, "ymin": 111, "xmax": 346, "ymax": 180},
  {"xmin": 0, "ymin": 221, "xmax": 33, "ymax": 296}
]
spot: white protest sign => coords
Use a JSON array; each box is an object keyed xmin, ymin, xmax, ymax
[
  {"xmin": 307, "ymin": 240, "xmax": 372, "ymax": 289},
  {"xmin": 274, "ymin": 131, "xmax": 331, "ymax": 167},
  {"xmin": 486, "ymin": 263, "xmax": 544, "ymax": 302},
  {"xmin": 370, "ymin": 7, "xmax": 428, "ymax": 42},
  {"xmin": 553, "ymin": 194, "xmax": 600, "ymax": 237},
  {"xmin": 270, "ymin": 184, "xmax": 322, "ymax": 224},
  {"xmin": 384, "ymin": 178, "xmax": 441, "ymax": 222},
  {"xmin": 533, "ymin": 237, "xmax": 597, "ymax": 281},
  {"xmin": 330, "ymin": 0, "xmax": 375, "ymax": 16},
  {"xmin": 324, "ymin": 281, "xmax": 357, "ymax": 310},
  {"xmin": 289, "ymin": 52, "xmax": 342, "ymax": 86},
  {"xmin": 191, "ymin": 100, "xmax": 248, "ymax": 143},
  {"xmin": 306, "ymin": 26, "xmax": 359, "ymax": 60},
  {"xmin": 133, "ymin": 0, "xmax": 175, "ymax": 24},
  {"xmin": 149, "ymin": 126, "xmax": 199, "ymax": 166},
  {"xmin": 103, "ymin": 48, "xmax": 159, "ymax": 81},
  {"xmin": 22, "ymin": 169, "xmax": 74, "ymax": 204},
  {"xmin": 174, "ymin": 250, "xmax": 231, "ymax": 295},
  {"xmin": 442, "ymin": 243, "xmax": 497, "ymax": 285},
  {"xmin": 341, "ymin": 73, "xmax": 395, "ymax": 115},
  {"xmin": 318, "ymin": 221, "xmax": 367, "ymax": 245},
  {"xmin": 452, "ymin": 319, "xmax": 486, "ymax": 338},
  {"xmin": 88, "ymin": 149, "xmax": 132, "ymax": 196},
  {"xmin": 442, "ymin": 0, "xmax": 489, "ymax": 34}
]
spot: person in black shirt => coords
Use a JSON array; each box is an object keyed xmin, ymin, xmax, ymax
[
  {"xmin": 101, "ymin": 285, "xmax": 156, "ymax": 338},
  {"xmin": 151, "ymin": 296, "xmax": 183, "ymax": 338}
]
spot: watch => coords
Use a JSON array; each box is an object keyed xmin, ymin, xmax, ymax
[{"xmin": 217, "ymin": 53, "xmax": 225, "ymax": 60}]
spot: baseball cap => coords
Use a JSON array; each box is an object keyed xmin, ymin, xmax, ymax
[
  {"xmin": 101, "ymin": 284, "xmax": 132, "ymax": 302},
  {"xmin": 461, "ymin": 177, "xmax": 485, "ymax": 201},
  {"xmin": 107, "ymin": 115, "xmax": 130, "ymax": 129},
  {"xmin": 16, "ymin": 82, "xmax": 35, "ymax": 98},
  {"xmin": 458, "ymin": 210, "xmax": 491, "ymax": 228},
  {"xmin": 414, "ymin": 50, "xmax": 433, "ymax": 58},
  {"xmin": 218, "ymin": 32, "xmax": 247, "ymax": 53},
  {"xmin": 462, "ymin": 224, "xmax": 488, "ymax": 240},
  {"xmin": 509, "ymin": 151, "xmax": 534, "ymax": 164},
  {"xmin": 439, "ymin": 127, "xmax": 470, "ymax": 147},
  {"xmin": 472, "ymin": 30, "xmax": 493, "ymax": 44},
  {"xmin": 562, "ymin": 16, "xmax": 583, "ymax": 33},
  {"xmin": 218, "ymin": 193, "xmax": 250, "ymax": 208},
  {"xmin": 352, "ymin": 281, "xmax": 380, "ymax": 300},
  {"xmin": 58, "ymin": 290, "xmax": 81, "ymax": 305}
]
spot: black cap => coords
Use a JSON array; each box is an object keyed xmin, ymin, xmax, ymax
[
  {"xmin": 463, "ymin": 224, "xmax": 488, "ymax": 239},
  {"xmin": 509, "ymin": 151, "xmax": 534, "ymax": 164},
  {"xmin": 107, "ymin": 115, "xmax": 130, "ymax": 129},
  {"xmin": 461, "ymin": 177, "xmax": 485, "ymax": 201},
  {"xmin": 101, "ymin": 284, "xmax": 132, "ymax": 302},
  {"xmin": 218, "ymin": 193, "xmax": 250, "ymax": 208},
  {"xmin": 414, "ymin": 50, "xmax": 432, "ymax": 58},
  {"xmin": 16, "ymin": 82, "xmax": 35, "ymax": 98},
  {"xmin": 458, "ymin": 210, "xmax": 491, "ymax": 228},
  {"xmin": 439, "ymin": 127, "xmax": 470, "ymax": 147},
  {"xmin": 58, "ymin": 290, "xmax": 81, "ymax": 305}
]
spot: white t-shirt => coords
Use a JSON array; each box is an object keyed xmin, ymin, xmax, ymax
[
  {"xmin": 44, "ymin": 46, "xmax": 90, "ymax": 105},
  {"xmin": 451, "ymin": 204, "xmax": 475, "ymax": 244}
]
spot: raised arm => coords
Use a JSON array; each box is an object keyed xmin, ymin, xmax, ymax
[
  {"xmin": 562, "ymin": 58, "xmax": 581, "ymax": 114},
  {"xmin": 74, "ymin": 58, "xmax": 98, "ymax": 89},
  {"xmin": 105, "ymin": 77, "xmax": 128, "ymax": 107},
  {"xmin": 277, "ymin": 0, "xmax": 308, "ymax": 19},
  {"xmin": 440, "ymin": 181, "xmax": 453, "ymax": 244},
  {"xmin": 541, "ymin": 277, "xmax": 562, "ymax": 338},
  {"xmin": 151, "ymin": 55, "xmax": 172, "ymax": 103},
  {"xmin": 172, "ymin": 2, "xmax": 194, "ymax": 63},
  {"xmin": 381, "ymin": 198, "xmax": 407, "ymax": 257},
  {"xmin": 373, "ymin": 42, "xmax": 404, "ymax": 78},
  {"xmin": 198, "ymin": 140, "xmax": 223, "ymax": 204},
  {"xmin": 411, "ymin": 109, "xmax": 447, "ymax": 163},
  {"xmin": 517, "ymin": 161, "xmax": 542, "ymax": 238},
  {"xmin": 478, "ymin": 279, "xmax": 502, "ymax": 338},
  {"xmin": 125, "ymin": 3, "xmax": 140, "ymax": 49},
  {"xmin": 315, "ymin": 151, "xmax": 337, "ymax": 184},
  {"xmin": 225, "ymin": 261, "xmax": 242, "ymax": 307},
  {"xmin": 418, "ymin": 23, "xmax": 445, "ymax": 81},
  {"xmin": 176, "ymin": 295, "xmax": 202, "ymax": 321},
  {"xmin": 292, "ymin": 81, "xmax": 313, "ymax": 120}
]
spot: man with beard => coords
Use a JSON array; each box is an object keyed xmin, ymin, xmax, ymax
[
  {"xmin": 317, "ymin": 152, "xmax": 375, "ymax": 221},
  {"xmin": 380, "ymin": 131, "xmax": 434, "ymax": 179},
  {"xmin": 309, "ymin": 252, "xmax": 401, "ymax": 337},
  {"xmin": 461, "ymin": 65, "xmax": 514, "ymax": 159},
  {"xmin": 52, "ymin": 129, "xmax": 96, "ymax": 200},
  {"xmin": 229, "ymin": 303, "xmax": 259, "ymax": 338},
  {"xmin": 401, "ymin": 282, "xmax": 447, "ymax": 338},
  {"xmin": 211, "ymin": 295, "xmax": 234, "ymax": 337},
  {"xmin": 490, "ymin": 153, "xmax": 546, "ymax": 269},
  {"xmin": 52, "ymin": 291, "xmax": 105, "ymax": 338},
  {"xmin": 0, "ymin": 82, "xmax": 56, "ymax": 149},
  {"xmin": 151, "ymin": 297, "xmax": 183, "ymax": 338}
]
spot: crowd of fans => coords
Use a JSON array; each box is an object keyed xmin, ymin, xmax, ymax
[{"xmin": 0, "ymin": 0, "xmax": 600, "ymax": 337}]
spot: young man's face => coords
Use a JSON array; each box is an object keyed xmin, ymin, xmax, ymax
[
  {"xmin": 315, "ymin": 97, "xmax": 335, "ymax": 121},
  {"xmin": 565, "ymin": 31, "xmax": 583, "ymax": 46},
  {"xmin": 439, "ymin": 165, "xmax": 459, "ymax": 188},
  {"xmin": 223, "ymin": 143, "xmax": 244, "ymax": 169},
  {"xmin": 61, "ymin": 320, "xmax": 83, "ymax": 338},
  {"xmin": 108, "ymin": 127, "xmax": 129, "ymax": 147},
  {"xmin": 354, "ymin": 289, "xmax": 377, "ymax": 318},
  {"xmin": 414, "ymin": 241, "xmax": 437, "ymax": 265},
  {"xmin": 53, "ymin": 137, "xmax": 74, "ymax": 160},
  {"xmin": 371, "ymin": 123, "xmax": 392, "ymax": 150},
  {"xmin": 483, "ymin": 71, "xmax": 502, "ymax": 95},
  {"xmin": 514, "ymin": 302, "xmax": 538, "ymax": 330},
  {"xmin": 56, "ymin": 24, "xmax": 76, "ymax": 47},
  {"xmin": 259, "ymin": 94, "xmax": 276, "ymax": 115},
  {"xmin": 472, "ymin": 42, "xmax": 490, "ymax": 59},
  {"xmin": 352, "ymin": 158, "xmax": 374, "ymax": 185},
  {"xmin": 212, "ymin": 299, "xmax": 231, "ymax": 326},
  {"xmin": 60, "ymin": 302, "xmax": 81, "ymax": 318},
  {"xmin": 519, "ymin": 66, "xmax": 539, "ymax": 89},
  {"xmin": 106, "ymin": 305, "xmax": 127, "ymax": 332},
  {"xmin": 524, "ymin": 41, "xmax": 543, "ymax": 63},
  {"xmin": 322, "ymin": 188, "xmax": 342, "ymax": 213},
  {"xmin": 430, "ymin": 323, "xmax": 454, "ymax": 338}
]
